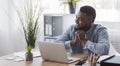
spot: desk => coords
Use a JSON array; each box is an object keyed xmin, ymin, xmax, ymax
[{"xmin": 0, "ymin": 53, "xmax": 99, "ymax": 66}]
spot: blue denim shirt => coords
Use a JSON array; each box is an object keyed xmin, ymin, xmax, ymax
[{"xmin": 55, "ymin": 24, "xmax": 110, "ymax": 55}]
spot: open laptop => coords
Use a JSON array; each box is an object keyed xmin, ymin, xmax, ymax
[{"xmin": 38, "ymin": 41, "xmax": 80, "ymax": 63}]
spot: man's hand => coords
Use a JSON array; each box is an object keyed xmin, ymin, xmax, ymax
[
  {"xmin": 76, "ymin": 30, "xmax": 87, "ymax": 44},
  {"xmin": 76, "ymin": 30, "xmax": 86, "ymax": 40},
  {"xmin": 70, "ymin": 30, "xmax": 87, "ymax": 46},
  {"xmin": 70, "ymin": 32, "xmax": 80, "ymax": 46}
]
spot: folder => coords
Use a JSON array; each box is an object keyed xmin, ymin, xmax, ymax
[{"xmin": 100, "ymin": 56, "xmax": 120, "ymax": 66}]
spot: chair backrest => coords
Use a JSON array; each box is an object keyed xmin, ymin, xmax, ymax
[{"xmin": 109, "ymin": 43, "xmax": 120, "ymax": 56}]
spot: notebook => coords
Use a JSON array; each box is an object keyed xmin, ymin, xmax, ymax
[{"xmin": 98, "ymin": 55, "xmax": 120, "ymax": 66}]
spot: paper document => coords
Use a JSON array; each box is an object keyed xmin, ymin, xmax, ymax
[{"xmin": 14, "ymin": 50, "xmax": 41, "ymax": 59}]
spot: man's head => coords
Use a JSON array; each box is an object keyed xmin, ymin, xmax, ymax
[{"xmin": 75, "ymin": 5, "xmax": 96, "ymax": 31}]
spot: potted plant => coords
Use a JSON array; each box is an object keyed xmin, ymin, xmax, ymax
[
  {"xmin": 16, "ymin": 0, "xmax": 42, "ymax": 61},
  {"xmin": 60, "ymin": 0, "xmax": 81, "ymax": 14}
]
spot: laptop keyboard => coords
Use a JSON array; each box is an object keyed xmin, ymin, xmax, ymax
[
  {"xmin": 68, "ymin": 58, "xmax": 74, "ymax": 61},
  {"xmin": 68, "ymin": 57, "xmax": 79, "ymax": 61}
]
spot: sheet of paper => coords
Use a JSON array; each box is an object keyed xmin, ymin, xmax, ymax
[
  {"xmin": 14, "ymin": 50, "xmax": 41, "ymax": 59},
  {"xmin": 5, "ymin": 49, "xmax": 41, "ymax": 62}
]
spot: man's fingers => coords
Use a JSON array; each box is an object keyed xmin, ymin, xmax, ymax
[
  {"xmin": 77, "ymin": 35, "xmax": 81, "ymax": 41},
  {"xmin": 75, "ymin": 31, "xmax": 80, "ymax": 42}
]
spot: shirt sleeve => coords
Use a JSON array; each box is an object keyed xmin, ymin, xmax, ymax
[
  {"xmin": 84, "ymin": 29, "xmax": 110, "ymax": 55},
  {"xmin": 55, "ymin": 25, "xmax": 73, "ymax": 53}
]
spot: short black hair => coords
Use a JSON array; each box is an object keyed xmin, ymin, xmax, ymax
[{"xmin": 80, "ymin": 5, "xmax": 96, "ymax": 22}]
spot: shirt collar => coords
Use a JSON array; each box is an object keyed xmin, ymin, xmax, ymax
[{"xmin": 86, "ymin": 23, "xmax": 95, "ymax": 34}]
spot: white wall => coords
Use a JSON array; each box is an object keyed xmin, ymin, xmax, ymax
[
  {"xmin": 0, "ymin": 0, "xmax": 11, "ymax": 56},
  {"xmin": 0, "ymin": 0, "xmax": 25, "ymax": 56},
  {"xmin": 63, "ymin": 14, "xmax": 75, "ymax": 32},
  {"xmin": 8, "ymin": 0, "xmax": 27, "ymax": 52}
]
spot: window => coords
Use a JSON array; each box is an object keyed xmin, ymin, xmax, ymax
[
  {"xmin": 41, "ymin": 0, "xmax": 64, "ymax": 14},
  {"xmin": 77, "ymin": 0, "xmax": 120, "ymax": 22},
  {"xmin": 41, "ymin": 0, "xmax": 120, "ymax": 22}
]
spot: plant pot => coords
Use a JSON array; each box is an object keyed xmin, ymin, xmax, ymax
[
  {"xmin": 69, "ymin": 3, "xmax": 76, "ymax": 14},
  {"xmin": 25, "ymin": 52, "xmax": 33, "ymax": 61}
]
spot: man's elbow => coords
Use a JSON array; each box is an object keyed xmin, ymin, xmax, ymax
[{"xmin": 99, "ymin": 44, "xmax": 110, "ymax": 55}]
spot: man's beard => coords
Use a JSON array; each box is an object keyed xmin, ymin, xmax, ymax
[{"xmin": 75, "ymin": 25, "xmax": 90, "ymax": 31}]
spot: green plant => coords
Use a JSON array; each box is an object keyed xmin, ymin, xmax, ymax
[
  {"xmin": 60, "ymin": 0, "xmax": 80, "ymax": 8},
  {"xmin": 16, "ymin": 0, "xmax": 42, "ymax": 52}
]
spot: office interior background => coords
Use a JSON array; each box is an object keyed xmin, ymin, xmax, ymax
[{"xmin": 0, "ymin": 0, "xmax": 120, "ymax": 56}]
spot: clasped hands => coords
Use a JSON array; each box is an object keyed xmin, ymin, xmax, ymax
[{"xmin": 70, "ymin": 30, "xmax": 87, "ymax": 46}]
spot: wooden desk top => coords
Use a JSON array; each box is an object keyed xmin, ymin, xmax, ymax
[{"xmin": 0, "ymin": 53, "xmax": 99, "ymax": 66}]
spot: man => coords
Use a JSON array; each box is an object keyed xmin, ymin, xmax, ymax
[{"xmin": 55, "ymin": 5, "xmax": 110, "ymax": 55}]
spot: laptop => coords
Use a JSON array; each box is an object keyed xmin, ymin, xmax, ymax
[{"xmin": 38, "ymin": 41, "xmax": 80, "ymax": 63}]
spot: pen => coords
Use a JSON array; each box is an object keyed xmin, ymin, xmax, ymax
[{"xmin": 101, "ymin": 55, "xmax": 115, "ymax": 62}]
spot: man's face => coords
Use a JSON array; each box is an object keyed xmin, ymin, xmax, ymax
[{"xmin": 75, "ymin": 11, "xmax": 92, "ymax": 31}]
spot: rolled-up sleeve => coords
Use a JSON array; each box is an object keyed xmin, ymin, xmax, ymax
[{"xmin": 85, "ymin": 29, "xmax": 110, "ymax": 55}]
